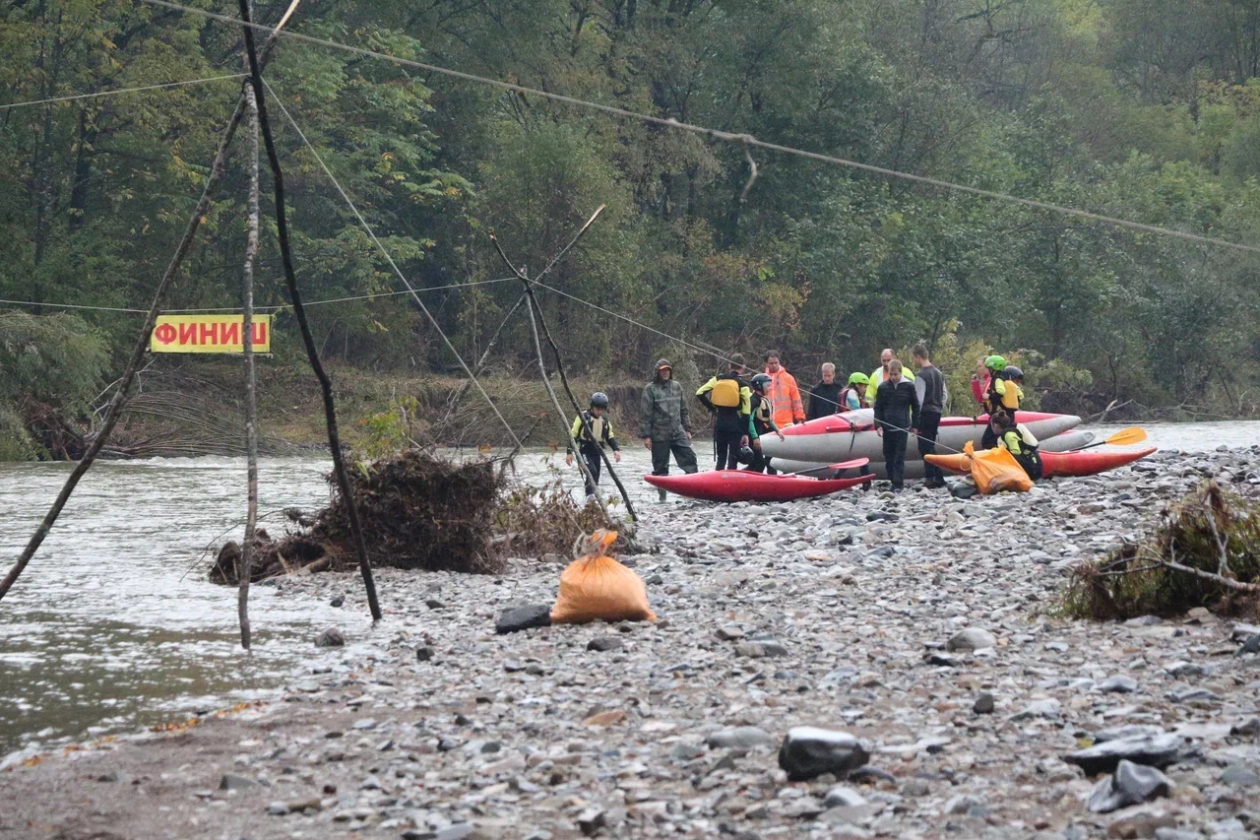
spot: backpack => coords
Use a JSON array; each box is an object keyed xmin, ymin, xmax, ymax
[{"xmin": 710, "ymin": 375, "xmax": 742, "ymax": 408}]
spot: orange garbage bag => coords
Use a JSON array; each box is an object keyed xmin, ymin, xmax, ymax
[
  {"xmin": 551, "ymin": 530, "xmax": 657, "ymax": 624},
  {"xmin": 971, "ymin": 446, "xmax": 1032, "ymax": 494}
]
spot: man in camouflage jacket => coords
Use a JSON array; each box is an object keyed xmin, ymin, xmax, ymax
[{"xmin": 639, "ymin": 358, "xmax": 697, "ymax": 498}]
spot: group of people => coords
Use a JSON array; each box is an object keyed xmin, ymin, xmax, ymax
[{"xmin": 564, "ymin": 348, "xmax": 1040, "ymax": 503}]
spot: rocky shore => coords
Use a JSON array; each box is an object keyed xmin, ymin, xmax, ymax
[{"xmin": 2, "ymin": 448, "xmax": 1259, "ymax": 840}]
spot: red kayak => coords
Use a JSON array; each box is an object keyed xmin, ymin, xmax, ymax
[
  {"xmin": 926, "ymin": 446, "xmax": 1157, "ymax": 478},
  {"xmin": 644, "ymin": 469, "xmax": 872, "ymax": 502}
]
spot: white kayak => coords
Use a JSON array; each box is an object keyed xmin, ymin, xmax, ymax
[
  {"xmin": 771, "ymin": 429, "xmax": 1096, "ymax": 479},
  {"xmin": 760, "ymin": 409, "xmax": 1082, "ymax": 465}
]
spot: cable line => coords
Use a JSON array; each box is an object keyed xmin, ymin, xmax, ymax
[
  {"xmin": 0, "ymin": 278, "xmax": 515, "ymax": 317},
  {"xmin": 0, "ymin": 73, "xmax": 248, "ymax": 111},
  {"xmin": 139, "ymin": 0, "xmax": 1260, "ymax": 257},
  {"xmin": 261, "ymin": 76, "xmax": 524, "ymax": 450}
]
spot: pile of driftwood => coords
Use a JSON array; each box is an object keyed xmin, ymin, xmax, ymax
[
  {"xmin": 1063, "ymin": 481, "xmax": 1260, "ymax": 619},
  {"xmin": 210, "ymin": 450, "xmax": 611, "ymax": 584}
]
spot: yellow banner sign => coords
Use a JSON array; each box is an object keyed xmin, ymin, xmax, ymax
[{"xmin": 149, "ymin": 314, "xmax": 272, "ymax": 354}]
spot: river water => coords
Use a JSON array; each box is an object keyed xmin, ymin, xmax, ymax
[{"xmin": 2, "ymin": 421, "xmax": 1259, "ymax": 756}]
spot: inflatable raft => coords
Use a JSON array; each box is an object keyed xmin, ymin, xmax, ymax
[
  {"xmin": 761, "ymin": 409, "xmax": 1082, "ymax": 465},
  {"xmin": 925, "ymin": 446, "xmax": 1157, "ymax": 478},
  {"xmin": 644, "ymin": 466, "xmax": 872, "ymax": 502},
  {"xmin": 770, "ymin": 429, "xmax": 1096, "ymax": 479}
]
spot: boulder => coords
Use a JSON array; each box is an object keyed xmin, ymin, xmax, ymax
[{"xmin": 778, "ymin": 727, "xmax": 870, "ymax": 782}]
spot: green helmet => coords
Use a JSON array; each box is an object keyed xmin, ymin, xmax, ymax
[
  {"xmin": 847, "ymin": 372, "xmax": 870, "ymax": 386},
  {"xmin": 984, "ymin": 354, "xmax": 1007, "ymax": 372}
]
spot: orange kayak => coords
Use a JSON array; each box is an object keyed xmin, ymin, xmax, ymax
[{"xmin": 926, "ymin": 447, "xmax": 1157, "ymax": 478}]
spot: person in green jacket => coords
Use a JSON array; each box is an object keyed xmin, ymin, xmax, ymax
[{"xmin": 640, "ymin": 359, "xmax": 698, "ymax": 500}]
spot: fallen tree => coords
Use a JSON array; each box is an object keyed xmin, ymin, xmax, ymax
[
  {"xmin": 210, "ymin": 449, "xmax": 615, "ymax": 584},
  {"xmin": 1060, "ymin": 481, "xmax": 1260, "ymax": 620}
]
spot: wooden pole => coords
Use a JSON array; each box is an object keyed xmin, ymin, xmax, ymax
[
  {"xmin": 488, "ymin": 213, "xmax": 638, "ymax": 521},
  {"xmin": 237, "ymin": 41, "xmax": 261, "ymax": 650},
  {"xmin": 238, "ymin": 0, "xmax": 381, "ymax": 621}
]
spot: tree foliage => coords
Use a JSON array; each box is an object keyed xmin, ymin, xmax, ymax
[{"xmin": 4, "ymin": 0, "xmax": 1260, "ymax": 428}]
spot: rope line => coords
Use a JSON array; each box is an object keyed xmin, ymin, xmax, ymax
[
  {"xmin": 139, "ymin": 0, "xmax": 1260, "ymax": 257},
  {"xmin": 261, "ymin": 76, "xmax": 523, "ymax": 450},
  {"xmin": 0, "ymin": 73, "xmax": 248, "ymax": 111},
  {"xmin": 0, "ymin": 278, "xmax": 515, "ymax": 316}
]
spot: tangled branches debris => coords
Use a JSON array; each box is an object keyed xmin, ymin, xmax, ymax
[
  {"xmin": 1061, "ymin": 482, "xmax": 1260, "ymax": 620},
  {"xmin": 210, "ymin": 450, "xmax": 622, "ymax": 584}
]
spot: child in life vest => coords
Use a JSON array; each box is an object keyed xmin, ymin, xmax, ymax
[{"xmin": 567, "ymin": 392, "xmax": 622, "ymax": 502}]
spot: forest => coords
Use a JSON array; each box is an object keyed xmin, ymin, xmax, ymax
[{"xmin": 4, "ymin": 0, "xmax": 1260, "ymax": 455}]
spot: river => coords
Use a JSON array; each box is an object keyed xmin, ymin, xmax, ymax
[{"xmin": 2, "ymin": 420, "xmax": 1258, "ymax": 757}]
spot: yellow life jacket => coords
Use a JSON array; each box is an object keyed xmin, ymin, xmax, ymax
[
  {"xmin": 1000, "ymin": 379, "xmax": 1023, "ymax": 410},
  {"xmin": 710, "ymin": 377, "xmax": 742, "ymax": 408}
]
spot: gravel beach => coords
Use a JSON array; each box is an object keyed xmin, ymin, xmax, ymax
[{"xmin": 3, "ymin": 448, "xmax": 1259, "ymax": 840}]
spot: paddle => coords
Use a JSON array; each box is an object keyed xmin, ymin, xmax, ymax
[{"xmin": 1075, "ymin": 427, "xmax": 1147, "ymax": 450}]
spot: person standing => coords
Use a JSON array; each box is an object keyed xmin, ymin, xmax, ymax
[
  {"xmin": 745, "ymin": 373, "xmax": 785, "ymax": 473},
  {"xmin": 873, "ymin": 360, "xmax": 921, "ymax": 493},
  {"xmin": 764, "ymin": 350, "xmax": 806, "ymax": 428},
  {"xmin": 696, "ymin": 354, "xmax": 752, "ymax": 471},
  {"xmin": 640, "ymin": 358, "xmax": 698, "ymax": 500},
  {"xmin": 806, "ymin": 363, "xmax": 844, "ymax": 421},
  {"xmin": 911, "ymin": 344, "xmax": 946, "ymax": 488},
  {"xmin": 837, "ymin": 372, "xmax": 869, "ymax": 412},
  {"xmin": 868, "ymin": 348, "xmax": 915, "ymax": 407},
  {"xmin": 566, "ymin": 392, "xmax": 622, "ymax": 503}
]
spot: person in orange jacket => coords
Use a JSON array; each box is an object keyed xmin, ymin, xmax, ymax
[{"xmin": 763, "ymin": 350, "xmax": 806, "ymax": 429}]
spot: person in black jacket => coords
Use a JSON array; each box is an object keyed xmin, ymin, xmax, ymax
[
  {"xmin": 806, "ymin": 363, "xmax": 844, "ymax": 421},
  {"xmin": 873, "ymin": 360, "xmax": 921, "ymax": 493},
  {"xmin": 911, "ymin": 343, "xmax": 947, "ymax": 488}
]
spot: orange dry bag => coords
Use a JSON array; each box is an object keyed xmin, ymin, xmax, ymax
[
  {"xmin": 971, "ymin": 446, "xmax": 1032, "ymax": 494},
  {"xmin": 550, "ymin": 530, "xmax": 657, "ymax": 624}
]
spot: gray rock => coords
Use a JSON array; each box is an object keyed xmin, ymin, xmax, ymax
[
  {"xmin": 1219, "ymin": 764, "xmax": 1260, "ymax": 787},
  {"xmin": 1230, "ymin": 718, "xmax": 1260, "ymax": 737},
  {"xmin": 705, "ymin": 726, "xmax": 775, "ymax": 749},
  {"xmin": 496, "ymin": 604, "xmax": 552, "ymax": 635},
  {"xmin": 949, "ymin": 482, "xmax": 978, "ymax": 499},
  {"xmin": 586, "ymin": 636, "xmax": 623, "ymax": 652},
  {"xmin": 219, "ymin": 773, "xmax": 255, "ymax": 790},
  {"xmin": 778, "ymin": 726, "xmax": 870, "ymax": 782},
  {"xmin": 1087, "ymin": 760, "xmax": 1172, "ymax": 813},
  {"xmin": 901, "ymin": 779, "xmax": 931, "ymax": 797},
  {"xmin": 95, "ymin": 771, "xmax": 122, "ymax": 783},
  {"xmin": 1098, "ymin": 675, "xmax": 1139, "ymax": 693},
  {"xmin": 973, "ymin": 693, "xmax": 995, "ymax": 714},
  {"xmin": 823, "ymin": 786, "xmax": 867, "ymax": 808},
  {"xmin": 266, "ymin": 801, "xmax": 290, "ymax": 816},
  {"xmin": 352, "ymin": 718, "xmax": 377, "ymax": 730},
  {"xmin": 715, "ymin": 625, "xmax": 745, "ymax": 641},
  {"xmin": 315, "ymin": 628, "xmax": 345, "ymax": 647},
  {"xmin": 1236, "ymin": 633, "xmax": 1260, "ymax": 655},
  {"xmin": 1168, "ymin": 687, "xmax": 1219, "ymax": 703},
  {"xmin": 1064, "ymin": 733, "xmax": 1186, "ymax": 776},
  {"xmin": 1153, "ymin": 830, "xmax": 1203, "ymax": 840},
  {"xmin": 1093, "ymin": 724, "xmax": 1164, "ymax": 743},
  {"xmin": 577, "ymin": 808, "xmax": 606, "ymax": 836},
  {"xmin": 329, "ymin": 596, "xmax": 344, "ymax": 607},
  {"xmin": 416, "ymin": 646, "xmax": 434, "ymax": 662},
  {"xmin": 947, "ymin": 628, "xmax": 996, "ymax": 652},
  {"xmin": 1009, "ymin": 699, "xmax": 1060, "ymax": 721},
  {"xmin": 944, "ymin": 794, "xmax": 986, "ymax": 815},
  {"xmin": 1166, "ymin": 661, "xmax": 1205, "ymax": 678},
  {"xmin": 435, "ymin": 825, "xmax": 476, "ymax": 840}
]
